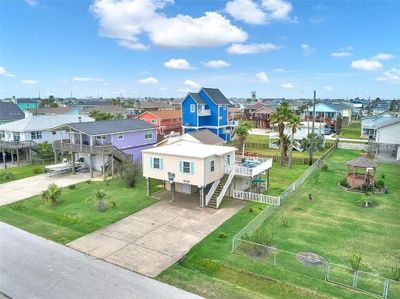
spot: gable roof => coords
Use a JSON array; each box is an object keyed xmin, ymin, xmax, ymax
[
  {"xmin": 28, "ymin": 107, "xmax": 76, "ymax": 115},
  {"xmin": 140, "ymin": 110, "xmax": 182, "ymax": 120},
  {"xmin": 138, "ymin": 101, "xmax": 173, "ymax": 109},
  {"xmin": 188, "ymin": 93, "xmax": 205, "ymax": 104},
  {"xmin": 247, "ymin": 102, "xmax": 266, "ymax": 110},
  {"xmin": 17, "ymin": 98, "xmax": 37, "ymax": 104},
  {"xmin": 347, "ymin": 157, "xmax": 377, "ymax": 168},
  {"xmin": 65, "ymin": 119, "xmax": 156, "ymax": 135},
  {"xmin": 202, "ymin": 87, "xmax": 230, "ymax": 105},
  {"xmin": 253, "ymin": 106, "xmax": 275, "ymax": 114},
  {"xmin": 375, "ymin": 117, "xmax": 400, "ymax": 129},
  {"xmin": 188, "ymin": 129, "xmax": 225, "ymax": 145},
  {"xmin": 0, "ymin": 115, "xmax": 93, "ymax": 132},
  {"xmin": 82, "ymin": 105, "xmax": 128, "ymax": 114},
  {"xmin": 0, "ymin": 102, "xmax": 25, "ymax": 122}
]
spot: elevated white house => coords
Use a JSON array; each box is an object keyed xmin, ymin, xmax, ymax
[
  {"xmin": 142, "ymin": 140, "xmax": 272, "ymax": 208},
  {"xmin": 375, "ymin": 118, "xmax": 400, "ymax": 160}
]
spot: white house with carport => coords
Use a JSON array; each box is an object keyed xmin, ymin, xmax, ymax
[{"xmin": 142, "ymin": 140, "xmax": 273, "ymax": 208}]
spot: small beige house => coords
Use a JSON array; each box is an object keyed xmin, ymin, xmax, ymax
[{"xmin": 142, "ymin": 140, "xmax": 272, "ymax": 208}]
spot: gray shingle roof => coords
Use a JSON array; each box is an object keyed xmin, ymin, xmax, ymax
[
  {"xmin": 202, "ymin": 88, "xmax": 230, "ymax": 105},
  {"xmin": 188, "ymin": 93, "xmax": 205, "ymax": 104},
  {"xmin": 0, "ymin": 102, "xmax": 25, "ymax": 122},
  {"xmin": 188, "ymin": 129, "xmax": 225, "ymax": 145},
  {"xmin": 347, "ymin": 157, "xmax": 377, "ymax": 168},
  {"xmin": 66, "ymin": 119, "xmax": 156, "ymax": 135}
]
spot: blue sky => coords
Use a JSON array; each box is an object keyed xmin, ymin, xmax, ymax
[{"xmin": 1, "ymin": 0, "xmax": 399, "ymax": 99}]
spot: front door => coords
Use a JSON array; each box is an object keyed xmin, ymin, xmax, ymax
[{"xmin": 225, "ymin": 154, "xmax": 233, "ymax": 173}]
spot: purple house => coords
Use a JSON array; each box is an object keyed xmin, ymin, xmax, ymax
[{"xmin": 52, "ymin": 119, "xmax": 157, "ymax": 177}]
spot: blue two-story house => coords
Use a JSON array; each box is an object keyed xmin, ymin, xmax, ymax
[{"xmin": 181, "ymin": 87, "xmax": 236, "ymax": 142}]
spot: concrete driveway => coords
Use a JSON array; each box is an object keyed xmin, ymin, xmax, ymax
[
  {"xmin": 68, "ymin": 191, "xmax": 244, "ymax": 277},
  {"xmin": 0, "ymin": 172, "xmax": 100, "ymax": 206}
]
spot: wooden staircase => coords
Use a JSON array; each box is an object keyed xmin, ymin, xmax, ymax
[{"xmin": 207, "ymin": 174, "xmax": 229, "ymax": 209}]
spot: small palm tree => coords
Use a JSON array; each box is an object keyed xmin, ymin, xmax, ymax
[
  {"xmin": 234, "ymin": 121, "xmax": 252, "ymax": 157},
  {"xmin": 300, "ymin": 133, "xmax": 324, "ymax": 165},
  {"xmin": 288, "ymin": 115, "xmax": 302, "ymax": 168},
  {"xmin": 270, "ymin": 102, "xmax": 292, "ymax": 166},
  {"xmin": 41, "ymin": 183, "xmax": 62, "ymax": 205},
  {"xmin": 273, "ymin": 135, "xmax": 291, "ymax": 160}
]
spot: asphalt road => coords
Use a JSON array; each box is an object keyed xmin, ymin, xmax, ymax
[{"xmin": 0, "ymin": 222, "xmax": 201, "ymax": 299}]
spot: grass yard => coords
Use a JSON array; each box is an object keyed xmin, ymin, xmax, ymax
[
  {"xmin": 0, "ymin": 178, "xmax": 159, "ymax": 244},
  {"xmin": 247, "ymin": 134, "xmax": 269, "ymax": 144},
  {"xmin": 339, "ymin": 122, "xmax": 366, "ymax": 140},
  {"xmin": 158, "ymin": 149, "xmax": 400, "ymax": 298},
  {"xmin": 264, "ymin": 163, "xmax": 308, "ymax": 196},
  {"xmin": 0, "ymin": 163, "xmax": 44, "ymax": 183}
]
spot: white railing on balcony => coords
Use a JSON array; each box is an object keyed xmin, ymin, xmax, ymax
[
  {"xmin": 229, "ymin": 120, "xmax": 239, "ymax": 126},
  {"xmin": 205, "ymin": 178, "xmax": 220, "ymax": 207},
  {"xmin": 198, "ymin": 109, "xmax": 211, "ymax": 116},
  {"xmin": 216, "ymin": 171, "xmax": 235, "ymax": 208},
  {"xmin": 232, "ymin": 158, "xmax": 273, "ymax": 177},
  {"xmin": 233, "ymin": 190, "xmax": 280, "ymax": 205}
]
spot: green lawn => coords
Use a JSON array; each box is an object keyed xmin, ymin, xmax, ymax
[
  {"xmin": 158, "ymin": 150, "xmax": 400, "ymax": 298},
  {"xmin": 0, "ymin": 163, "xmax": 44, "ymax": 183},
  {"xmin": 247, "ymin": 134, "xmax": 269, "ymax": 144},
  {"xmin": 339, "ymin": 122, "xmax": 366, "ymax": 139},
  {"xmin": 0, "ymin": 178, "xmax": 159, "ymax": 244}
]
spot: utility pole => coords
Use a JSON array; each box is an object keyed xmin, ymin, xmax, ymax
[{"xmin": 310, "ymin": 90, "xmax": 316, "ymax": 165}]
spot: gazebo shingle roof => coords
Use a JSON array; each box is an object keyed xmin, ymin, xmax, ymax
[{"xmin": 347, "ymin": 157, "xmax": 377, "ymax": 168}]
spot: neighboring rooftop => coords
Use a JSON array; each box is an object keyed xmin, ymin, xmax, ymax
[
  {"xmin": 188, "ymin": 129, "xmax": 225, "ymax": 145},
  {"xmin": 82, "ymin": 105, "xmax": 128, "ymax": 114},
  {"xmin": 0, "ymin": 115, "xmax": 93, "ymax": 132},
  {"xmin": 0, "ymin": 102, "xmax": 25, "ymax": 122},
  {"xmin": 141, "ymin": 110, "xmax": 182, "ymax": 119},
  {"xmin": 138, "ymin": 101, "xmax": 174, "ymax": 109},
  {"xmin": 65, "ymin": 119, "xmax": 156, "ymax": 135},
  {"xmin": 347, "ymin": 157, "xmax": 377, "ymax": 168},
  {"xmin": 143, "ymin": 140, "xmax": 236, "ymax": 159},
  {"xmin": 28, "ymin": 107, "xmax": 77, "ymax": 115},
  {"xmin": 375, "ymin": 116, "xmax": 400, "ymax": 129}
]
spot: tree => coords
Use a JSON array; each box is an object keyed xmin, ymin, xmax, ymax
[
  {"xmin": 35, "ymin": 141, "xmax": 53, "ymax": 159},
  {"xmin": 121, "ymin": 162, "xmax": 141, "ymax": 188},
  {"xmin": 300, "ymin": 133, "xmax": 324, "ymax": 165},
  {"xmin": 41, "ymin": 183, "xmax": 62, "ymax": 205},
  {"xmin": 234, "ymin": 121, "xmax": 252, "ymax": 157},
  {"xmin": 273, "ymin": 134, "xmax": 290, "ymax": 159},
  {"xmin": 270, "ymin": 102, "xmax": 292, "ymax": 166},
  {"xmin": 288, "ymin": 114, "xmax": 301, "ymax": 168},
  {"xmin": 89, "ymin": 110, "xmax": 123, "ymax": 121}
]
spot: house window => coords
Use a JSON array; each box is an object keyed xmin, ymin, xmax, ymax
[
  {"xmin": 144, "ymin": 130, "xmax": 153, "ymax": 139},
  {"xmin": 183, "ymin": 161, "xmax": 191, "ymax": 174},
  {"xmin": 190, "ymin": 104, "xmax": 195, "ymax": 113},
  {"xmin": 223, "ymin": 105, "xmax": 227, "ymax": 110},
  {"xmin": 96, "ymin": 135, "xmax": 106, "ymax": 140},
  {"xmin": 31, "ymin": 132, "xmax": 36, "ymax": 140},
  {"xmin": 118, "ymin": 133, "xmax": 124, "ymax": 140},
  {"xmin": 36, "ymin": 131, "xmax": 42, "ymax": 139},
  {"xmin": 52, "ymin": 131, "xmax": 57, "ymax": 135},
  {"xmin": 219, "ymin": 116, "xmax": 222, "ymax": 120},
  {"xmin": 0, "ymin": 131, "xmax": 5, "ymax": 139},
  {"xmin": 227, "ymin": 154, "xmax": 231, "ymax": 166},
  {"xmin": 13, "ymin": 132, "xmax": 20, "ymax": 142},
  {"xmin": 151, "ymin": 119, "xmax": 157, "ymax": 124},
  {"xmin": 153, "ymin": 157, "xmax": 160, "ymax": 169},
  {"xmin": 210, "ymin": 160, "xmax": 215, "ymax": 172}
]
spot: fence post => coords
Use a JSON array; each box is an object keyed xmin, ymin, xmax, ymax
[
  {"xmin": 324, "ymin": 262, "xmax": 330, "ymax": 281},
  {"xmin": 352, "ymin": 270, "xmax": 358, "ymax": 289},
  {"xmin": 383, "ymin": 279, "xmax": 389, "ymax": 299},
  {"xmin": 231, "ymin": 237, "xmax": 236, "ymax": 253}
]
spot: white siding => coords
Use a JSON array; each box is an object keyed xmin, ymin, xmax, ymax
[{"xmin": 376, "ymin": 122, "xmax": 400, "ymax": 145}]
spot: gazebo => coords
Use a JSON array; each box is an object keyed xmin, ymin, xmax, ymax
[{"xmin": 346, "ymin": 157, "xmax": 377, "ymax": 189}]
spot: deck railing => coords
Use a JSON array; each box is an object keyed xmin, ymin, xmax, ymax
[{"xmin": 232, "ymin": 157, "xmax": 273, "ymax": 177}]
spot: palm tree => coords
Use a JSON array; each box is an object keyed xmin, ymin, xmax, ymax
[
  {"xmin": 270, "ymin": 102, "xmax": 292, "ymax": 166},
  {"xmin": 300, "ymin": 133, "xmax": 324, "ymax": 165},
  {"xmin": 273, "ymin": 134, "xmax": 291, "ymax": 159},
  {"xmin": 234, "ymin": 121, "xmax": 252, "ymax": 157},
  {"xmin": 41, "ymin": 183, "xmax": 62, "ymax": 205},
  {"xmin": 288, "ymin": 115, "xmax": 301, "ymax": 168}
]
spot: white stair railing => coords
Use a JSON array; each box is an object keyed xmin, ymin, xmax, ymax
[
  {"xmin": 205, "ymin": 179, "xmax": 220, "ymax": 207},
  {"xmin": 216, "ymin": 171, "xmax": 235, "ymax": 208}
]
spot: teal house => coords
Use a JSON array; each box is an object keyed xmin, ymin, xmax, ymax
[{"xmin": 14, "ymin": 98, "xmax": 39, "ymax": 111}]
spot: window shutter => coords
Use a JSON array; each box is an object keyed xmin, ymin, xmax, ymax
[
  {"xmin": 160, "ymin": 158, "xmax": 164, "ymax": 170},
  {"xmin": 150, "ymin": 157, "xmax": 153, "ymax": 168},
  {"xmin": 190, "ymin": 162, "xmax": 194, "ymax": 174},
  {"xmin": 179, "ymin": 160, "xmax": 183, "ymax": 173}
]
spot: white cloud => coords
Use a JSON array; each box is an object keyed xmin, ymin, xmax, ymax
[
  {"xmin": 371, "ymin": 53, "xmax": 394, "ymax": 61},
  {"xmin": 73, "ymin": 77, "xmax": 104, "ymax": 82},
  {"xmin": 301, "ymin": 43, "xmax": 314, "ymax": 56},
  {"xmin": 324, "ymin": 85, "xmax": 333, "ymax": 91},
  {"xmin": 138, "ymin": 76, "xmax": 158, "ymax": 84},
  {"xmin": 25, "ymin": 0, "xmax": 38, "ymax": 6},
  {"xmin": 256, "ymin": 71, "xmax": 269, "ymax": 82},
  {"xmin": 261, "ymin": 0, "xmax": 293, "ymax": 22},
  {"xmin": 21, "ymin": 79, "xmax": 38, "ymax": 85},
  {"xmin": 0, "ymin": 66, "xmax": 15, "ymax": 77},
  {"xmin": 281, "ymin": 82, "xmax": 294, "ymax": 88},
  {"xmin": 225, "ymin": 0, "xmax": 266, "ymax": 25},
  {"xmin": 376, "ymin": 68, "xmax": 400, "ymax": 84},
  {"xmin": 91, "ymin": 0, "xmax": 247, "ymax": 50},
  {"xmin": 227, "ymin": 43, "xmax": 279, "ymax": 54},
  {"xmin": 164, "ymin": 58, "xmax": 192, "ymax": 70},
  {"xmin": 351, "ymin": 59, "xmax": 382, "ymax": 71},
  {"xmin": 331, "ymin": 52, "xmax": 351, "ymax": 57},
  {"xmin": 184, "ymin": 80, "xmax": 200, "ymax": 90},
  {"xmin": 204, "ymin": 60, "xmax": 230, "ymax": 68}
]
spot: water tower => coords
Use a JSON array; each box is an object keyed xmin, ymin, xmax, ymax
[{"xmin": 251, "ymin": 91, "xmax": 256, "ymax": 101}]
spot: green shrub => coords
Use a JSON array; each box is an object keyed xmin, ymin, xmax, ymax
[
  {"xmin": 0, "ymin": 171, "xmax": 15, "ymax": 181},
  {"xmin": 244, "ymin": 228, "xmax": 274, "ymax": 246},
  {"xmin": 321, "ymin": 164, "xmax": 329, "ymax": 172},
  {"xmin": 121, "ymin": 162, "xmax": 140, "ymax": 188},
  {"xmin": 375, "ymin": 180, "xmax": 385, "ymax": 189},
  {"xmin": 68, "ymin": 184, "xmax": 76, "ymax": 190},
  {"xmin": 41, "ymin": 183, "xmax": 62, "ymax": 205},
  {"xmin": 280, "ymin": 214, "xmax": 289, "ymax": 227},
  {"xmin": 217, "ymin": 232, "xmax": 227, "ymax": 239},
  {"xmin": 86, "ymin": 179, "xmax": 92, "ymax": 184},
  {"xmin": 381, "ymin": 173, "xmax": 385, "ymax": 179},
  {"xmin": 32, "ymin": 166, "xmax": 44, "ymax": 174},
  {"xmin": 339, "ymin": 178, "xmax": 349, "ymax": 187},
  {"xmin": 348, "ymin": 253, "xmax": 362, "ymax": 270},
  {"xmin": 390, "ymin": 265, "xmax": 400, "ymax": 281},
  {"xmin": 87, "ymin": 190, "xmax": 115, "ymax": 212}
]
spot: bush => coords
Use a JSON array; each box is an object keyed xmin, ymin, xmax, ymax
[
  {"xmin": 390, "ymin": 265, "xmax": 400, "ymax": 281},
  {"xmin": 41, "ymin": 183, "xmax": 62, "ymax": 205},
  {"xmin": 218, "ymin": 232, "xmax": 227, "ymax": 239},
  {"xmin": 339, "ymin": 178, "xmax": 349, "ymax": 188},
  {"xmin": 244, "ymin": 228, "xmax": 274, "ymax": 246},
  {"xmin": 381, "ymin": 173, "xmax": 385, "ymax": 179},
  {"xmin": 86, "ymin": 179, "xmax": 92, "ymax": 184},
  {"xmin": 348, "ymin": 253, "xmax": 362, "ymax": 270},
  {"xmin": 121, "ymin": 162, "xmax": 140, "ymax": 188},
  {"xmin": 280, "ymin": 214, "xmax": 289, "ymax": 227},
  {"xmin": 68, "ymin": 184, "xmax": 76, "ymax": 189},
  {"xmin": 32, "ymin": 166, "xmax": 44, "ymax": 174},
  {"xmin": 321, "ymin": 164, "xmax": 329, "ymax": 172},
  {"xmin": 0, "ymin": 171, "xmax": 15, "ymax": 181},
  {"xmin": 87, "ymin": 190, "xmax": 115, "ymax": 212},
  {"xmin": 375, "ymin": 180, "xmax": 385, "ymax": 189}
]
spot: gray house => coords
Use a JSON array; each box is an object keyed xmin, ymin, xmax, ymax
[{"xmin": 0, "ymin": 102, "xmax": 25, "ymax": 124}]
